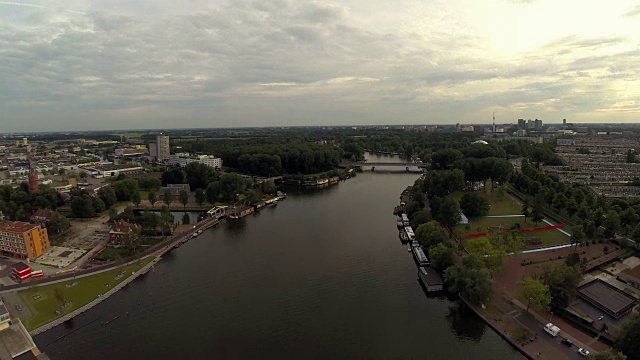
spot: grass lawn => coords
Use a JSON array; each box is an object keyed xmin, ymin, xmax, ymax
[
  {"xmin": 451, "ymin": 187, "xmax": 521, "ymax": 217},
  {"xmin": 454, "ymin": 216, "xmax": 571, "ymax": 249},
  {"xmin": 19, "ymin": 257, "xmax": 155, "ymax": 331},
  {"xmin": 140, "ymin": 190, "xmax": 149, "ymax": 201}
]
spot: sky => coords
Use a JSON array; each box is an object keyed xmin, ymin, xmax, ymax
[{"xmin": 1, "ymin": 0, "xmax": 639, "ymax": 132}]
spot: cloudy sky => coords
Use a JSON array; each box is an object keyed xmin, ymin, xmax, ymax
[{"xmin": 1, "ymin": 0, "xmax": 639, "ymax": 131}]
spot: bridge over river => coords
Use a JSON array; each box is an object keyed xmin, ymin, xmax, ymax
[
  {"xmin": 339, "ymin": 161, "xmax": 428, "ymax": 173},
  {"xmin": 339, "ymin": 161, "xmax": 428, "ymax": 169}
]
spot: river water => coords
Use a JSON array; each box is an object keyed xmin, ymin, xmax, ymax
[{"xmin": 36, "ymin": 154, "xmax": 523, "ymax": 360}]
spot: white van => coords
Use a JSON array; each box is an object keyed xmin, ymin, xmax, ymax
[{"xmin": 544, "ymin": 323, "xmax": 560, "ymax": 337}]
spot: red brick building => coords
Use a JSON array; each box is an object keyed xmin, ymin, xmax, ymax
[{"xmin": 109, "ymin": 220, "xmax": 138, "ymax": 246}]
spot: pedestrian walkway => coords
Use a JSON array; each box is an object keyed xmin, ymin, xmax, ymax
[{"xmin": 492, "ymin": 295, "xmax": 575, "ymax": 360}]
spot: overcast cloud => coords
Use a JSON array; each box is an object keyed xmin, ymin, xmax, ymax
[{"xmin": 1, "ymin": 0, "xmax": 639, "ymax": 131}]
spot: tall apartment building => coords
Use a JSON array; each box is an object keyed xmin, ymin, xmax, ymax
[
  {"xmin": 0, "ymin": 221, "xmax": 50, "ymax": 260},
  {"xmin": 156, "ymin": 134, "xmax": 170, "ymax": 162}
]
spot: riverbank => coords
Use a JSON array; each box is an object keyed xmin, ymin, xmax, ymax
[{"xmin": 28, "ymin": 256, "xmax": 159, "ymax": 335}]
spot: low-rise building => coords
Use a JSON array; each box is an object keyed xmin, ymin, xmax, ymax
[
  {"xmin": 0, "ymin": 221, "xmax": 50, "ymax": 260},
  {"xmin": 617, "ymin": 265, "xmax": 640, "ymax": 289},
  {"xmin": 109, "ymin": 220, "xmax": 138, "ymax": 246},
  {"xmin": 159, "ymin": 184, "xmax": 190, "ymax": 200},
  {"xmin": 30, "ymin": 208, "xmax": 55, "ymax": 227},
  {"xmin": 168, "ymin": 153, "xmax": 223, "ymax": 169}
]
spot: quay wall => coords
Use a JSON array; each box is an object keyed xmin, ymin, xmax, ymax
[{"xmin": 459, "ymin": 297, "xmax": 535, "ymax": 360}]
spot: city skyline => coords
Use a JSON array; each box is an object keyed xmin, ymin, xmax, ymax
[{"xmin": 1, "ymin": 0, "xmax": 639, "ymax": 132}]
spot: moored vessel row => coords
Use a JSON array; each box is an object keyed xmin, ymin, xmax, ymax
[{"xmin": 393, "ymin": 185, "xmax": 443, "ymax": 293}]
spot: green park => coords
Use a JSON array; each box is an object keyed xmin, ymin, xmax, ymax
[
  {"xmin": 19, "ymin": 257, "xmax": 155, "ymax": 331},
  {"xmin": 451, "ymin": 183, "xmax": 571, "ymax": 248}
]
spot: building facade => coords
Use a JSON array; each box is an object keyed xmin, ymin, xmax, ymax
[
  {"xmin": 0, "ymin": 221, "xmax": 50, "ymax": 260},
  {"xmin": 156, "ymin": 134, "xmax": 170, "ymax": 162},
  {"xmin": 109, "ymin": 220, "xmax": 138, "ymax": 246},
  {"xmin": 168, "ymin": 153, "xmax": 223, "ymax": 169}
]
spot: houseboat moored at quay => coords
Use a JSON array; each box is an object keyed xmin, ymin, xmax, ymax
[
  {"xmin": 411, "ymin": 244, "xmax": 430, "ymax": 267},
  {"xmin": 404, "ymin": 226, "xmax": 415, "ymax": 242},
  {"xmin": 418, "ymin": 266, "xmax": 444, "ymax": 292},
  {"xmin": 399, "ymin": 229, "xmax": 409, "ymax": 242},
  {"xmin": 229, "ymin": 206, "xmax": 254, "ymax": 219}
]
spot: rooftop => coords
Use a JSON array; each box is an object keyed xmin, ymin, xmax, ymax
[
  {"xmin": 577, "ymin": 279, "xmax": 637, "ymax": 318},
  {"xmin": 0, "ymin": 221, "xmax": 38, "ymax": 233},
  {"xmin": 419, "ymin": 266, "xmax": 443, "ymax": 286},
  {"xmin": 31, "ymin": 209, "xmax": 54, "ymax": 219},
  {"xmin": 620, "ymin": 264, "xmax": 640, "ymax": 281}
]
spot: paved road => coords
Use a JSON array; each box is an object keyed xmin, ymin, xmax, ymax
[{"xmin": 494, "ymin": 296, "xmax": 595, "ymax": 359}]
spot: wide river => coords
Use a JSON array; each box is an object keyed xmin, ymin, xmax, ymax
[{"xmin": 36, "ymin": 154, "xmax": 523, "ymax": 360}]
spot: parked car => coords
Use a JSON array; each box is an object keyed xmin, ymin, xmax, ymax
[
  {"xmin": 578, "ymin": 348, "xmax": 590, "ymax": 357},
  {"xmin": 560, "ymin": 338, "xmax": 572, "ymax": 347}
]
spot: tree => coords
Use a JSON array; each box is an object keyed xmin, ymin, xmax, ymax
[
  {"xmin": 460, "ymin": 193, "xmax": 490, "ymax": 217},
  {"xmin": 570, "ymin": 225, "xmax": 585, "ymax": 249},
  {"xmin": 179, "ymin": 189, "xmax": 189, "ymax": 208},
  {"xmin": 111, "ymin": 178, "xmax": 140, "ymax": 201},
  {"xmin": 194, "ymin": 188, "xmax": 206, "ymax": 207},
  {"xmin": 615, "ymin": 312, "xmax": 640, "ymax": 359},
  {"xmin": 138, "ymin": 176, "xmax": 161, "ymax": 190},
  {"xmin": 587, "ymin": 352, "xmax": 627, "ymax": 360},
  {"xmin": 108, "ymin": 206, "xmax": 118, "ymax": 221},
  {"xmin": 182, "ymin": 212, "xmax": 191, "ymax": 225},
  {"xmin": 131, "ymin": 191, "xmax": 142, "ymax": 207},
  {"xmin": 148, "ymin": 190, "xmax": 158, "ymax": 208},
  {"xmin": 603, "ymin": 210, "xmax": 621, "ymax": 239},
  {"xmin": 162, "ymin": 168, "xmax": 186, "ymax": 186},
  {"xmin": 428, "ymin": 242, "xmax": 455, "ymax": 272},
  {"xmin": 48, "ymin": 212, "xmax": 70, "ymax": 234},
  {"xmin": 409, "ymin": 210, "xmax": 429, "ymax": 229},
  {"xmin": 521, "ymin": 198, "xmax": 530, "ymax": 223},
  {"xmin": 71, "ymin": 195, "xmax": 95, "ymax": 218},
  {"xmin": 436, "ymin": 196, "xmax": 461, "ymax": 228},
  {"xmin": 464, "ymin": 236, "xmax": 506, "ymax": 275},
  {"xmin": 444, "ymin": 254, "xmax": 492, "ymax": 305},
  {"xmin": 518, "ymin": 277, "xmax": 551, "ymax": 312},
  {"xmin": 542, "ymin": 264, "xmax": 583, "ymax": 308},
  {"xmin": 163, "ymin": 189, "xmax": 173, "ymax": 207},
  {"xmin": 531, "ymin": 195, "xmax": 544, "ymax": 225},
  {"xmin": 92, "ymin": 197, "xmax": 106, "ymax": 213},
  {"xmin": 205, "ymin": 182, "xmax": 220, "ymax": 205},
  {"xmin": 415, "ymin": 221, "xmax": 446, "ymax": 248},
  {"xmin": 98, "ymin": 186, "xmax": 117, "ymax": 208},
  {"xmin": 185, "ymin": 162, "xmax": 218, "ymax": 191}
]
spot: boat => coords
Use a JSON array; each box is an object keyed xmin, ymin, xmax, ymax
[
  {"xmin": 418, "ymin": 266, "xmax": 444, "ymax": 292},
  {"xmin": 411, "ymin": 244, "xmax": 430, "ymax": 266},
  {"xmin": 393, "ymin": 205, "xmax": 403, "ymax": 215},
  {"xmin": 408, "ymin": 244, "xmax": 412, "ymax": 252},
  {"xmin": 399, "ymin": 229, "xmax": 409, "ymax": 242},
  {"xmin": 197, "ymin": 230, "xmax": 203, "ymax": 235},
  {"xmin": 396, "ymin": 218, "xmax": 403, "ymax": 228},
  {"xmin": 265, "ymin": 197, "xmax": 278, "ymax": 206},
  {"xmin": 277, "ymin": 191, "xmax": 286, "ymax": 200}
]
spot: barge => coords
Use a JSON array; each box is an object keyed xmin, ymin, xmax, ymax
[{"xmin": 411, "ymin": 243, "xmax": 430, "ymax": 267}]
